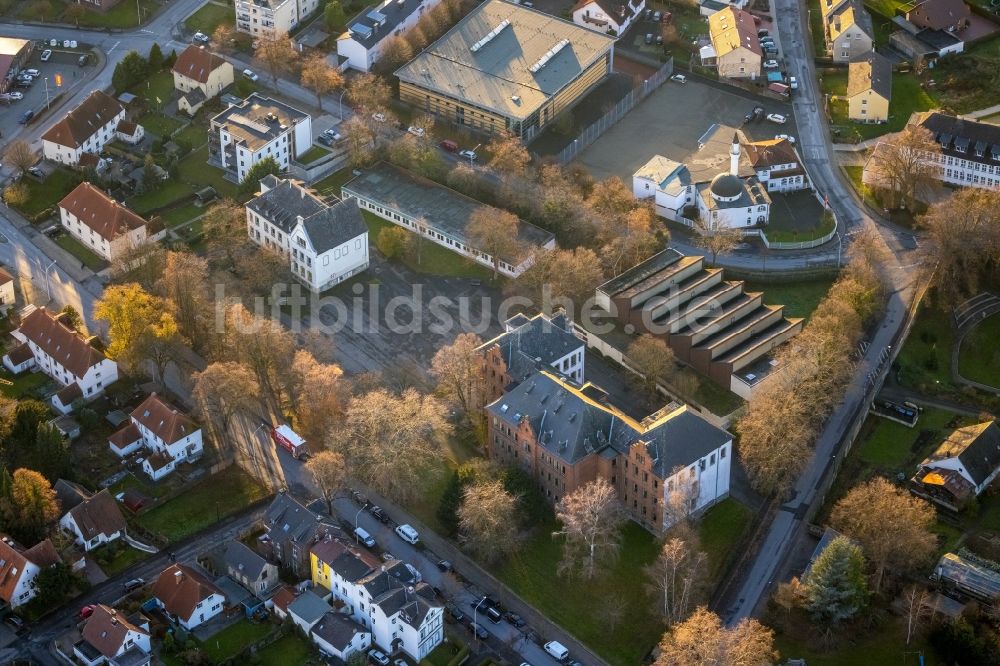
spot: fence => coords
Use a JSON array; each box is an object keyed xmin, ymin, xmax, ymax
[{"xmin": 556, "ymin": 58, "xmax": 674, "ymax": 164}]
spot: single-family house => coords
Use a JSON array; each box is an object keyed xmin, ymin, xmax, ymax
[
  {"xmin": 573, "ymin": 0, "xmax": 645, "ymax": 36},
  {"xmin": 173, "ymin": 45, "xmax": 235, "ymax": 115},
  {"xmin": 0, "ymin": 266, "xmax": 15, "ymax": 314},
  {"xmin": 59, "ymin": 488, "xmax": 128, "ymax": 552},
  {"xmin": 115, "ymin": 121, "xmax": 144, "ymax": 145},
  {"xmin": 268, "ymin": 584, "xmax": 298, "ymax": 620},
  {"xmin": 907, "ymin": 0, "xmax": 971, "ymax": 34},
  {"xmin": 59, "ymin": 182, "xmax": 164, "ymax": 263},
  {"xmin": 224, "ymin": 541, "xmax": 279, "ymax": 595},
  {"xmin": 41, "ymin": 91, "xmax": 130, "ymax": 166},
  {"xmin": 311, "ymin": 611, "xmax": 372, "ymax": 662},
  {"xmin": 0, "ymin": 537, "xmax": 60, "ymax": 608},
  {"xmin": 819, "ymin": 0, "xmax": 874, "ymax": 62},
  {"xmin": 287, "ymin": 588, "xmax": 331, "ymax": 634},
  {"xmin": 337, "ymin": 0, "xmax": 444, "ymax": 72},
  {"xmin": 263, "ymin": 493, "xmax": 341, "ymax": 577},
  {"xmin": 3, "ymin": 306, "xmax": 118, "ymax": 414},
  {"xmin": 706, "ymin": 7, "xmax": 762, "ymax": 79},
  {"xmin": 107, "ymin": 393, "xmax": 203, "ymax": 480},
  {"xmin": 912, "ymin": 420, "xmax": 1000, "ymax": 509},
  {"xmin": 73, "ymin": 605, "xmax": 152, "ymax": 666},
  {"xmin": 151, "ymin": 564, "xmax": 226, "ymax": 630},
  {"xmin": 847, "ymin": 51, "xmax": 892, "ymax": 123}
]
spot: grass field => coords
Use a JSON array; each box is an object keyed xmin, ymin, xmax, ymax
[
  {"xmin": 174, "ymin": 123, "xmax": 208, "ymax": 149},
  {"xmin": 130, "ymin": 145, "xmax": 241, "ymax": 214},
  {"xmin": 855, "ymin": 407, "xmax": 959, "ymax": 469},
  {"xmin": 93, "ymin": 543, "xmax": 149, "ymax": 575},
  {"xmin": 311, "ymin": 167, "xmax": 356, "ymax": 197},
  {"xmin": 698, "ymin": 498, "xmax": 753, "ymax": 584},
  {"xmin": 297, "ymin": 145, "xmax": 330, "ymax": 163},
  {"xmin": 184, "ymin": 2, "xmax": 235, "ymax": 35},
  {"xmin": 139, "ymin": 111, "xmax": 183, "ymax": 138},
  {"xmin": 746, "ymin": 278, "xmax": 834, "ymax": 321},
  {"xmin": 161, "ymin": 203, "xmax": 204, "ymax": 227},
  {"xmin": 958, "ymin": 313, "xmax": 1000, "ymax": 388},
  {"xmin": 363, "ymin": 212, "xmax": 494, "ymax": 280},
  {"xmin": 774, "ymin": 615, "xmax": 941, "ymax": 665},
  {"xmin": 895, "ymin": 303, "xmax": 955, "ymax": 392},
  {"xmin": 254, "ymin": 633, "xmax": 314, "ymax": 666},
  {"xmin": 13, "ymin": 168, "xmax": 80, "ymax": 219},
  {"xmin": 137, "ymin": 467, "xmax": 267, "ymax": 542},
  {"xmin": 0, "ymin": 369, "xmax": 50, "ymax": 399},
  {"xmin": 55, "ymin": 234, "xmax": 105, "ymax": 271},
  {"xmin": 74, "ymin": 0, "xmax": 160, "ymax": 28},
  {"xmin": 496, "ymin": 520, "xmax": 663, "ymax": 665},
  {"xmin": 765, "ymin": 212, "xmax": 836, "ymax": 244},
  {"xmin": 201, "ymin": 619, "xmax": 273, "ymax": 662}
]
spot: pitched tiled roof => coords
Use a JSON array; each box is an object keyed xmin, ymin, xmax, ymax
[
  {"xmin": 55, "ymin": 382, "xmax": 82, "ymax": 405},
  {"xmin": 152, "ymin": 564, "xmax": 222, "ymax": 621},
  {"xmin": 709, "ymin": 7, "xmax": 762, "ymax": 58},
  {"xmin": 287, "ymin": 589, "xmax": 330, "ymax": 624},
  {"xmin": 130, "ymin": 393, "xmax": 197, "ymax": 445},
  {"xmin": 0, "ymin": 538, "xmax": 59, "ymax": 603},
  {"xmin": 116, "ymin": 120, "xmax": 140, "ymax": 136},
  {"xmin": 66, "ymin": 488, "xmax": 127, "ymax": 542},
  {"xmin": 0, "ymin": 266, "xmax": 13, "ymax": 285},
  {"xmin": 271, "ymin": 585, "xmax": 297, "ymax": 613},
  {"xmin": 224, "ymin": 541, "xmax": 270, "ymax": 581},
  {"xmin": 81, "ymin": 605, "xmax": 149, "ymax": 658},
  {"xmin": 41, "ymin": 91, "xmax": 124, "ymax": 149},
  {"xmin": 478, "ymin": 313, "xmax": 583, "ymax": 386},
  {"xmin": 924, "ymin": 420, "xmax": 1000, "ymax": 487},
  {"xmin": 5, "ymin": 342, "xmax": 33, "ymax": 366},
  {"xmin": 248, "ymin": 178, "xmax": 367, "ymax": 253},
  {"xmin": 17, "ymin": 307, "xmax": 107, "ymax": 378},
  {"xmin": 59, "ymin": 182, "xmax": 148, "ymax": 243},
  {"xmin": 311, "ymin": 611, "xmax": 369, "ymax": 650},
  {"xmin": 173, "ymin": 45, "xmax": 229, "ymax": 84},
  {"xmin": 54, "ymin": 479, "xmax": 91, "ymax": 512},
  {"xmin": 907, "ymin": 0, "xmax": 970, "ymax": 31},
  {"xmin": 311, "ymin": 537, "xmax": 380, "ymax": 582},
  {"xmin": 848, "ymin": 51, "xmax": 892, "ymax": 100},
  {"xmin": 108, "ymin": 423, "xmax": 142, "ymax": 451},
  {"xmin": 743, "ymin": 138, "xmax": 800, "ymax": 168}
]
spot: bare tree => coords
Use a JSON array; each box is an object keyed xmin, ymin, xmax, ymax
[
  {"xmin": 865, "ymin": 124, "xmax": 941, "ymax": 209},
  {"xmin": 830, "ymin": 476, "xmax": 937, "ymax": 592},
  {"xmin": 212, "ymin": 24, "xmax": 236, "ymax": 52},
  {"xmin": 287, "ymin": 349, "xmax": 345, "ymax": 444},
  {"xmin": 518, "ymin": 247, "xmax": 605, "ymax": 314},
  {"xmin": 654, "ymin": 607, "xmax": 778, "ymax": 666},
  {"xmin": 201, "ymin": 198, "xmax": 248, "ymax": 268},
  {"xmin": 588, "ymin": 176, "xmax": 636, "ymax": 218},
  {"xmin": 221, "ymin": 304, "xmax": 296, "ymax": 413},
  {"xmin": 600, "ymin": 206, "xmax": 659, "ymax": 276},
  {"xmin": 346, "ymin": 73, "xmax": 392, "ymax": 117},
  {"xmin": 485, "ymin": 132, "xmax": 531, "ymax": 179},
  {"xmin": 627, "ymin": 334, "xmax": 677, "ymax": 399},
  {"xmin": 305, "ymin": 450, "xmax": 347, "ymax": 515},
  {"xmin": 902, "ymin": 585, "xmax": 931, "ymax": 645},
  {"xmin": 457, "ymin": 479, "xmax": 520, "ymax": 562},
  {"xmin": 300, "ymin": 53, "xmax": 343, "ymax": 110},
  {"xmin": 134, "ymin": 312, "xmax": 184, "ymax": 388},
  {"xmin": 155, "ymin": 251, "xmax": 211, "ymax": 349},
  {"xmin": 191, "ymin": 362, "xmax": 261, "ymax": 435},
  {"xmin": 430, "ymin": 333, "xmax": 486, "ymax": 427},
  {"xmin": 332, "ymin": 389, "xmax": 452, "ymax": 502},
  {"xmin": 693, "ymin": 217, "xmax": 744, "ymax": 266},
  {"xmin": 554, "ymin": 478, "xmax": 627, "ymax": 579},
  {"xmin": 342, "ymin": 116, "xmax": 377, "ymax": 168},
  {"xmin": 645, "ymin": 529, "xmax": 709, "ymax": 626},
  {"xmin": 467, "ymin": 207, "xmax": 522, "ymax": 280},
  {"xmin": 253, "ymin": 33, "xmax": 299, "ymax": 85},
  {"xmin": 3, "ymin": 140, "xmax": 36, "ymax": 176},
  {"xmin": 378, "ymin": 35, "xmax": 414, "ymax": 73}
]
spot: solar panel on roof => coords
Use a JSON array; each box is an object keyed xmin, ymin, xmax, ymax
[
  {"xmin": 367, "ymin": 9, "xmax": 387, "ymax": 24},
  {"xmin": 351, "ymin": 22, "xmax": 373, "ymax": 38}
]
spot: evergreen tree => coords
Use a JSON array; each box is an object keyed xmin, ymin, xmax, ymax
[
  {"xmin": 0, "ymin": 466, "xmax": 11, "ymax": 501},
  {"xmin": 325, "ymin": 0, "xmax": 346, "ymax": 29},
  {"xmin": 165, "ymin": 48, "xmax": 178, "ymax": 68},
  {"xmin": 239, "ymin": 157, "xmax": 282, "ymax": 193},
  {"xmin": 803, "ymin": 535, "xmax": 868, "ymax": 624},
  {"xmin": 59, "ymin": 304, "xmax": 82, "ymax": 330},
  {"xmin": 29, "ymin": 424, "xmax": 70, "ymax": 484},
  {"xmin": 148, "ymin": 42, "xmax": 164, "ymax": 71},
  {"xmin": 111, "ymin": 51, "xmax": 149, "ymax": 93}
]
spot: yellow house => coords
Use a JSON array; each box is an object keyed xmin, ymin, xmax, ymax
[
  {"xmin": 172, "ymin": 45, "xmax": 235, "ymax": 115},
  {"xmin": 847, "ymin": 51, "xmax": 891, "ymax": 123},
  {"xmin": 707, "ymin": 7, "xmax": 762, "ymax": 80}
]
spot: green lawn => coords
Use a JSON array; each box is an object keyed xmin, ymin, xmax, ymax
[
  {"xmin": 297, "ymin": 145, "xmax": 330, "ymax": 164},
  {"xmin": 177, "ymin": 146, "xmax": 240, "ymax": 199},
  {"xmin": 137, "ymin": 467, "xmax": 267, "ymax": 542},
  {"xmin": 161, "ymin": 203, "xmax": 204, "ymax": 227},
  {"xmin": 13, "ymin": 168, "xmax": 81, "ymax": 220},
  {"xmin": 312, "ymin": 167, "xmax": 357, "ymax": 197},
  {"xmin": 201, "ymin": 619, "xmax": 274, "ymax": 662},
  {"xmin": 72, "ymin": 0, "xmax": 160, "ymax": 28},
  {"xmin": 132, "ymin": 69, "xmax": 176, "ymax": 107},
  {"xmin": 958, "ymin": 313, "xmax": 1000, "ymax": 388},
  {"xmin": 855, "ymin": 407, "xmax": 958, "ymax": 469},
  {"xmin": 363, "ymin": 212, "xmax": 494, "ymax": 280},
  {"xmin": 864, "ymin": 0, "xmax": 909, "ymax": 16},
  {"xmin": 254, "ymin": 633, "xmax": 314, "ymax": 666},
  {"xmin": 746, "ymin": 278, "xmax": 835, "ymax": 321},
  {"xmin": 895, "ymin": 303, "xmax": 956, "ymax": 392},
  {"xmin": 109, "ymin": 472, "xmax": 161, "ymax": 501},
  {"xmin": 174, "ymin": 124, "xmax": 208, "ymax": 149},
  {"xmin": 0, "ymin": 369, "xmax": 51, "ymax": 399},
  {"xmin": 828, "ymin": 72, "xmax": 937, "ymax": 141},
  {"xmin": 765, "ymin": 212, "xmax": 836, "ymax": 244},
  {"xmin": 808, "ymin": 0, "xmax": 827, "ymax": 57},
  {"xmin": 17, "ymin": 0, "xmax": 63, "ymax": 21},
  {"xmin": 139, "ymin": 112, "xmax": 183, "ymax": 138},
  {"xmin": 774, "ymin": 615, "xmax": 941, "ymax": 666},
  {"xmin": 496, "ymin": 520, "xmax": 663, "ymax": 665},
  {"xmin": 128, "ymin": 180, "xmax": 192, "ymax": 215},
  {"xmin": 184, "ymin": 2, "xmax": 235, "ymax": 35},
  {"xmin": 55, "ymin": 234, "xmax": 105, "ymax": 271},
  {"xmin": 698, "ymin": 498, "xmax": 753, "ymax": 584},
  {"xmin": 689, "ymin": 373, "xmax": 745, "ymax": 416},
  {"xmin": 93, "ymin": 542, "xmax": 149, "ymax": 575}
]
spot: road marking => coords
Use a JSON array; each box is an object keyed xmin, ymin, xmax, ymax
[{"xmin": 107, "ymin": 40, "xmax": 121, "ymax": 54}]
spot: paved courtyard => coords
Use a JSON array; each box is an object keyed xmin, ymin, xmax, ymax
[{"xmin": 574, "ymin": 77, "xmax": 793, "ymax": 182}]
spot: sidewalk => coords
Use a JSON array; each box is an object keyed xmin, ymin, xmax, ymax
[{"xmin": 1, "ymin": 204, "xmax": 98, "ymax": 285}]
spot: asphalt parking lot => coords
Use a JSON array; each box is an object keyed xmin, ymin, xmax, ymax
[
  {"xmin": 0, "ymin": 45, "xmax": 95, "ymax": 134},
  {"xmin": 573, "ymin": 76, "xmax": 792, "ymax": 182}
]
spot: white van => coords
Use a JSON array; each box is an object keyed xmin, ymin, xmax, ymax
[
  {"xmin": 354, "ymin": 527, "xmax": 376, "ymax": 548},
  {"xmin": 544, "ymin": 641, "xmax": 569, "ymax": 661},
  {"xmin": 394, "ymin": 523, "xmax": 420, "ymax": 545}
]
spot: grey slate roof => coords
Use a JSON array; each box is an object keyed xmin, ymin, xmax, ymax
[
  {"xmin": 361, "ymin": 568, "xmax": 440, "ymax": 628},
  {"xmin": 848, "ymin": 51, "xmax": 892, "ymax": 100},
  {"xmin": 346, "ymin": 0, "xmax": 429, "ymax": 49},
  {"xmin": 486, "ymin": 370, "xmax": 732, "ymax": 475},
  {"xmin": 311, "ymin": 611, "xmax": 369, "ymax": 650},
  {"xmin": 224, "ymin": 541, "xmax": 270, "ymax": 582},
  {"xmin": 54, "ymin": 479, "xmax": 90, "ymax": 512},
  {"xmin": 479, "ymin": 312, "xmax": 583, "ymax": 386},
  {"xmin": 247, "ymin": 177, "xmax": 367, "ymax": 253},
  {"xmin": 300, "ymin": 199, "xmax": 367, "ymax": 253},
  {"xmin": 287, "ymin": 589, "xmax": 331, "ymax": 624},
  {"xmin": 913, "ymin": 111, "xmax": 1000, "ymax": 167},
  {"xmin": 924, "ymin": 420, "xmax": 1000, "ymax": 487},
  {"xmin": 264, "ymin": 493, "xmax": 338, "ymax": 549}
]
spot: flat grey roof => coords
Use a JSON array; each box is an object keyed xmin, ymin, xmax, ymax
[
  {"xmin": 395, "ymin": 0, "xmax": 614, "ymax": 120},
  {"xmin": 342, "ymin": 163, "xmax": 554, "ymax": 263},
  {"xmin": 211, "ymin": 93, "xmax": 308, "ymax": 152}
]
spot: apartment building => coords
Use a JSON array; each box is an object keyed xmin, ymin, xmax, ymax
[
  {"xmin": 820, "ymin": 0, "xmax": 874, "ymax": 62},
  {"xmin": 41, "ymin": 91, "xmax": 129, "ymax": 166},
  {"xmin": 338, "ymin": 0, "xmax": 443, "ymax": 71},
  {"xmin": 58, "ymin": 182, "xmax": 164, "ymax": 262},
  {"xmin": 236, "ymin": 0, "xmax": 321, "ymax": 39}
]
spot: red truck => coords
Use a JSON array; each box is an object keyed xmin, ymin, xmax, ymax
[{"xmin": 270, "ymin": 424, "xmax": 308, "ymax": 459}]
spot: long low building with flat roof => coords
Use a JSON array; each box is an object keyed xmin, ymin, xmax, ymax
[
  {"xmin": 341, "ymin": 163, "xmax": 555, "ymax": 277},
  {"xmin": 395, "ymin": 0, "xmax": 616, "ymax": 141}
]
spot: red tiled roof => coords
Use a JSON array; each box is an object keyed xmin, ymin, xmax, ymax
[
  {"xmin": 271, "ymin": 585, "xmax": 297, "ymax": 613},
  {"xmin": 81, "ymin": 605, "xmax": 149, "ymax": 658},
  {"xmin": 5, "ymin": 342, "xmax": 33, "ymax": 366},
  {"xmin": 59, "ymin": 182, "xmax": 147, "ymax": 243},
  {"xmin": 41, "ymin": 91, "xmax": 124, "ymax": 149},
  {"xmin": 16, "ymin": 307, "xmax": 107, "ymax": 379},
  {"xmin": 172, "ymin": 45, "xmax": 229, "ymax": 85},
  {"xmin": 131, "ymin": 393, "xmax": 197, "ymax": 445},
  {"xmin": 116, "ymin": 120, "xmax": 139, "ymax": 136},
  {"xmin": 152, "ymin": 564, "xmax": 222, "ymax": 622},
  {"xmin": 743, "ymin": 138, "xmax": 800, "ymax": 168},
  {"xmin": 108, "ymin": 423, "xmax": 142, "ymax": 451},
  {"xmin": 0, "ymin": 266, "xmax": 13, "ymax": 285},
  {"xmin": 0, "ymin": 537, "xmax": 59, "ymax": 603},
  {"xmin": 55, "ymin": 382, "xmax": 82, "ymax": 406}
]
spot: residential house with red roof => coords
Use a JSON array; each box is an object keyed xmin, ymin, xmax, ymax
[
  {"xmin": 172, "ymin": 45, "xmax": 235, "ymax": 115},
  {"xmin": 0, "ymin": 266, "xmax": 15, "ymax": 314},
  {"xmin": 3, "ymin": 306, "xmax": 118, "ymax": 414},
  {"xmin": 58, "ymin": 182, "xmax": 164, "ymax": 262},
  {"xmin": 58, "ymin": 488, "xmax": 128, "ymax": 552},
  {"xmin": 0, "ymin": 536, "xmax": 61, "ymax": 608},
  {"xmin": 73, "ymin": 605, "xmax": 151, "ymax": 666},
  {"xmin": 151, "ymin": 564, "xmax": 225, "ymax": 630},
  {"xmin": 41, "ymin": 91, "xmax": 133, "ymax": 167},
  {"xmin": 742, "ymin": 137, "xmax": 810, "ymax": 192},
  {"xmin": 107, "ymin": 393, "xmax": 203, "ymax": 480}
]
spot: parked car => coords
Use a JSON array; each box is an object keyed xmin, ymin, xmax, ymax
[
  {"xmin": 5, "ymin": 615, "xmax": 25, "ymax": 632},
  {"xmin": 354, "ymin": 527, "xmax": 377, "ymax": 548},
  {"xmin": 23, "ymin": 69, "xmax": 39, "ymax": 77},
  {"xmin": 458, "ymin": 149, "xmax": 477, "ymax": 161},
  {"xmin": 242, "ymin": 68, "xmax": 259, "ymax": 82},
  {"xmin": 763, "ymin": 59, "xmax": 779, "ymax": 69},
  {"xmin": 644, "ymin": 8, "xmax": 652, "ymax": 19},
  {"xmin": 520, "ymin": 0, "xmax": 533, "ymax": 6},
  {"xmin": 656, "ymin": 35, "xmax": 663, "ymax": 45},
  {"xmin": 28, "ymin": 166, "xmax": 43, "ymax": 177},
  {"xmin": 670, "ymin": 73, "xmax": 687, "ymax": 83},
  {"xmin": 372, "ymin": 112, "xmax": 387, "ymax": 123},
  {"xmin": 193, "ymin": 32, "xmax": 210, "ymax": 43},
  {"xmin": 394, "ymin": 523, "xmax": 419, "ymax": 545},
  {"xmin": 407, "ymin": 126, "xmax": 425, "ymax": 137},
  {"xmin": 40, "ymin": 49, "xmax": 52, "ymax": 61},
  {"xmin": 18, "ymin": 110, "xmax": 33, "ymax": 124},
  {"xmin": 431, "ymin": 585, "xmax": 444, "ymax": 599},
  {"xmin": 437, "ymin": 559, "xmax": 453, "ymax": 572},
  {"xmin": 544, "ymin": 641, "xmax": 570, "ymax": 661},
  {"xmin": 472, "ymin": 598, "xmax": 502, "ymax": 623},
  {"xmin": 317, "ymin": 134, "xmax": 333, "ymax": 146},
  {"xmin": 368, "ymin": 648, "xmax": 391, "ymax": 666},
  {"xmin": 653, "ymin": 10, "xmax": 662, "ymax": 21},
  {"xmin": 123, "ymin": 578, "xmax": 145, "ymax": 593},
  {"xmin": 775, "ymin": 133, "xmax": 796, "ymax": 144},
  {"xmin": 644, "ymin": 33, "xmax": 654, "ymax": 45},
  {"xmin": 322, "ymin": 128, "xmax": 342, "ymax": 141},
  {"xmin": 504, "ymin": 612, "xmax": 526, "ymax": 628},
  {"xmin": 766, "ymin": 113, "xmax": 787, "ymax": 124},
  {"xmin": 393, "ymin": 659, "xmax": 407, "ymax": 666},
  {"xmin": 446, "ymin": 604, "xmax": 465, "ymax": 622},
  {"xmin": 78, "ymin": 605, "xmax": 96, "ymax": 621},
  {"xmin": 7, "ymin": 91, "xmax": 23, "ymax": 101},
  {"xmin": 788, "ymin": 76, "xmax": 798, "ymax": 89},
  {"xmin": 440, "ymin": 139, "xmax": 458, "ymax": 152},
  {"xmin": 757, "ymin": 29, "xmax": 769, "ymax": 37},
  {"xmin": 468, "ymin": 621, "xmax": 488, "ymax": 639}
]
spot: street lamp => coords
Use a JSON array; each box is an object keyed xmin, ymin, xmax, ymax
[
  {"xmin": 354, "ymin": 507, "xmax": 364, "ymax": 543},
  {"xmin": 34, "ymin": 257, "xmax": 56, "ymax": 301},
  {"xmin": 339, "ymin": 90, "xmax": 348, "ymax": 121},
  {"xmin": 469, "ymin": 143, "xmax": 481, "ymax": 167}
]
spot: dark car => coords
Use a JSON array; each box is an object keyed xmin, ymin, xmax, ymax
[
  {"xmin": 317, "ymin": 134, "xmax": 333, "ymax": 146},
  {"xmin": 446, "ymin": 604, "xmax": 465, "ymax": 622},
  {"xmin": 644, "ymin": 33, "xmax": 653, "ymax": 45},
  {"xmin": 18, "ymin": 110, "xmax": 33, "ymax": 124},
  {"xmin": 504, "ymin": 612, "xmax": 526, "ymax": 628},
  {"xmin": 467, "ymin": 621, "xmax": 488, "ymax": 639},
  {"xmin": 5, "ymin": 615, "xmax": 25, "ymax": 631},
  {"xmin": 123, "ymin": 578, "xmax": 145, "ymax": 593},
  {"xmin": 436, "ymin": 559, "xmax": 453, "ymax": 572},
  {"xmin": 432, "ymin": 586, "xmax": 445, "ymax": 599},
  {"xmin": 471, "ymin": 597, "xmax": 503, "ymax": 623}
]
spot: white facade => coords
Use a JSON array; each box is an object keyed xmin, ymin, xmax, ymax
[
  {"xmin": 572, "ymin": 0, "xmax": 645, "ymax": 36},
  {"xmin": 177, "ymin": 593, "xmax": 225, "ymax": 630},
  {"xmin": 4, "ymin": 559, "xmax": 42, "ymax": 608},
  {"xmin": 236, "ymin": 0, "xmax": 320, "ymax": 38},
  {"xmin": 42, "ymin": 108, "xmax": 125, "ymax": 166},
  {"xmin": 661, "ymin": 437, "xmax": 733, "ymax": 530},
  {"xmin": 0, "ymin": 274, "xmax": 15, "ymax": 314},
  {"xmin": 918, "ymin": 148, "xmax": 1000, "ymax": 190},
  {"xmin": 134, "ymin": 419, "xmax": 203, "ymax": 465},
  {"xmin": 338, "ymin": 0, "xmax": 443, "ymax": 72},
  {"xmin": 58, "ymin": 205, "xmax": 149, "ymax": 263},
  {"xmin": 59, "ymin": 513, "xmax": 122, "ymax": 552},
  {"xmin": 311, "ymin": 621, "xmax": 372, "ymax": 662},
  {"xmin": 211, "ymin": 96, "xmax": 312, "ymax": 183},
  {"xmin": 754, "ymin": 162, "xmax": 808, "ymax": 192}
]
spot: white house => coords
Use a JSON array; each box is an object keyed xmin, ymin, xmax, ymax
[
  {"xmin": 246, "ymin": 175, "xmax": 370, "ymax": 292},
  {"xmin": 236, "ymin": 0, "xmax": 320, "ymax": 39},
  {"xmin": 310, "ymin": 538, "xmax": 445, "ymax": 661},
  {"xmin": 912, "ymin": 420, "xmax": 1000, "ymax": 509},
  {"xmin": 73, "ymin": 605, "xmax": 152, "ymax": 666},
  {"xmin": 742, "ymin": 138, "xmax": 810, "ymax": 193},
  {"xmin": 151, "ymin": 564, "xmax": 226, "ymax": 630},
  {"xmin": 572, "ymin": 0, "xmax": 645, "ymax": 36},
  {"xmin": 909, "ymin": 111, "xmax": 1000, "ymax": 191},
  {"xmin": 41, "ymin": 91, "xmax": 129, "ymax": 167},
  {"xmin": 115, "ymin": 120, "xmax": 145, "ymax": 146},
  {"xmin": 172, "ymin": 45, "xmax": 235, "ymax": 115},
  {"xmin": 311, "ymin": 611, "xmax": 372, "ymax": 662},
  {"xmin": 59, "ymin": 488, "xmax": 128, "ymax": 552},
  {"xmin": 209, "ymin": 93, "xmax": 313, "ymax": 183},
  {"xmin": 59, "ymin": 182, "xmax": 164, "ymax": 262},
  {"xmin": 0, "ymin": 538, "xmax": 60, "ymax": 608},
  {"xmin": 107, "ymin": 393, "xmax": 203, "ymax": 481},
  {"xmin": 3, "ymin": 306, "xmax": 118, "ymax": 414},
  {"xmin": 287, "ymin": 589, "xmax": 331, "ymax": 634},
  {"xmin": 0, "ymin": 266, "xmax": 16, "ymax": 314},
  {"xmin": 338, "ymin": 0, "xmax": 444, "ymax": 72}
]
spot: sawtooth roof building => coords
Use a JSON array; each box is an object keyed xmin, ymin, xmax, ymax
[{"xmin": 395, "ymin": 0, "xmax": 616, "ymax": 141}]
